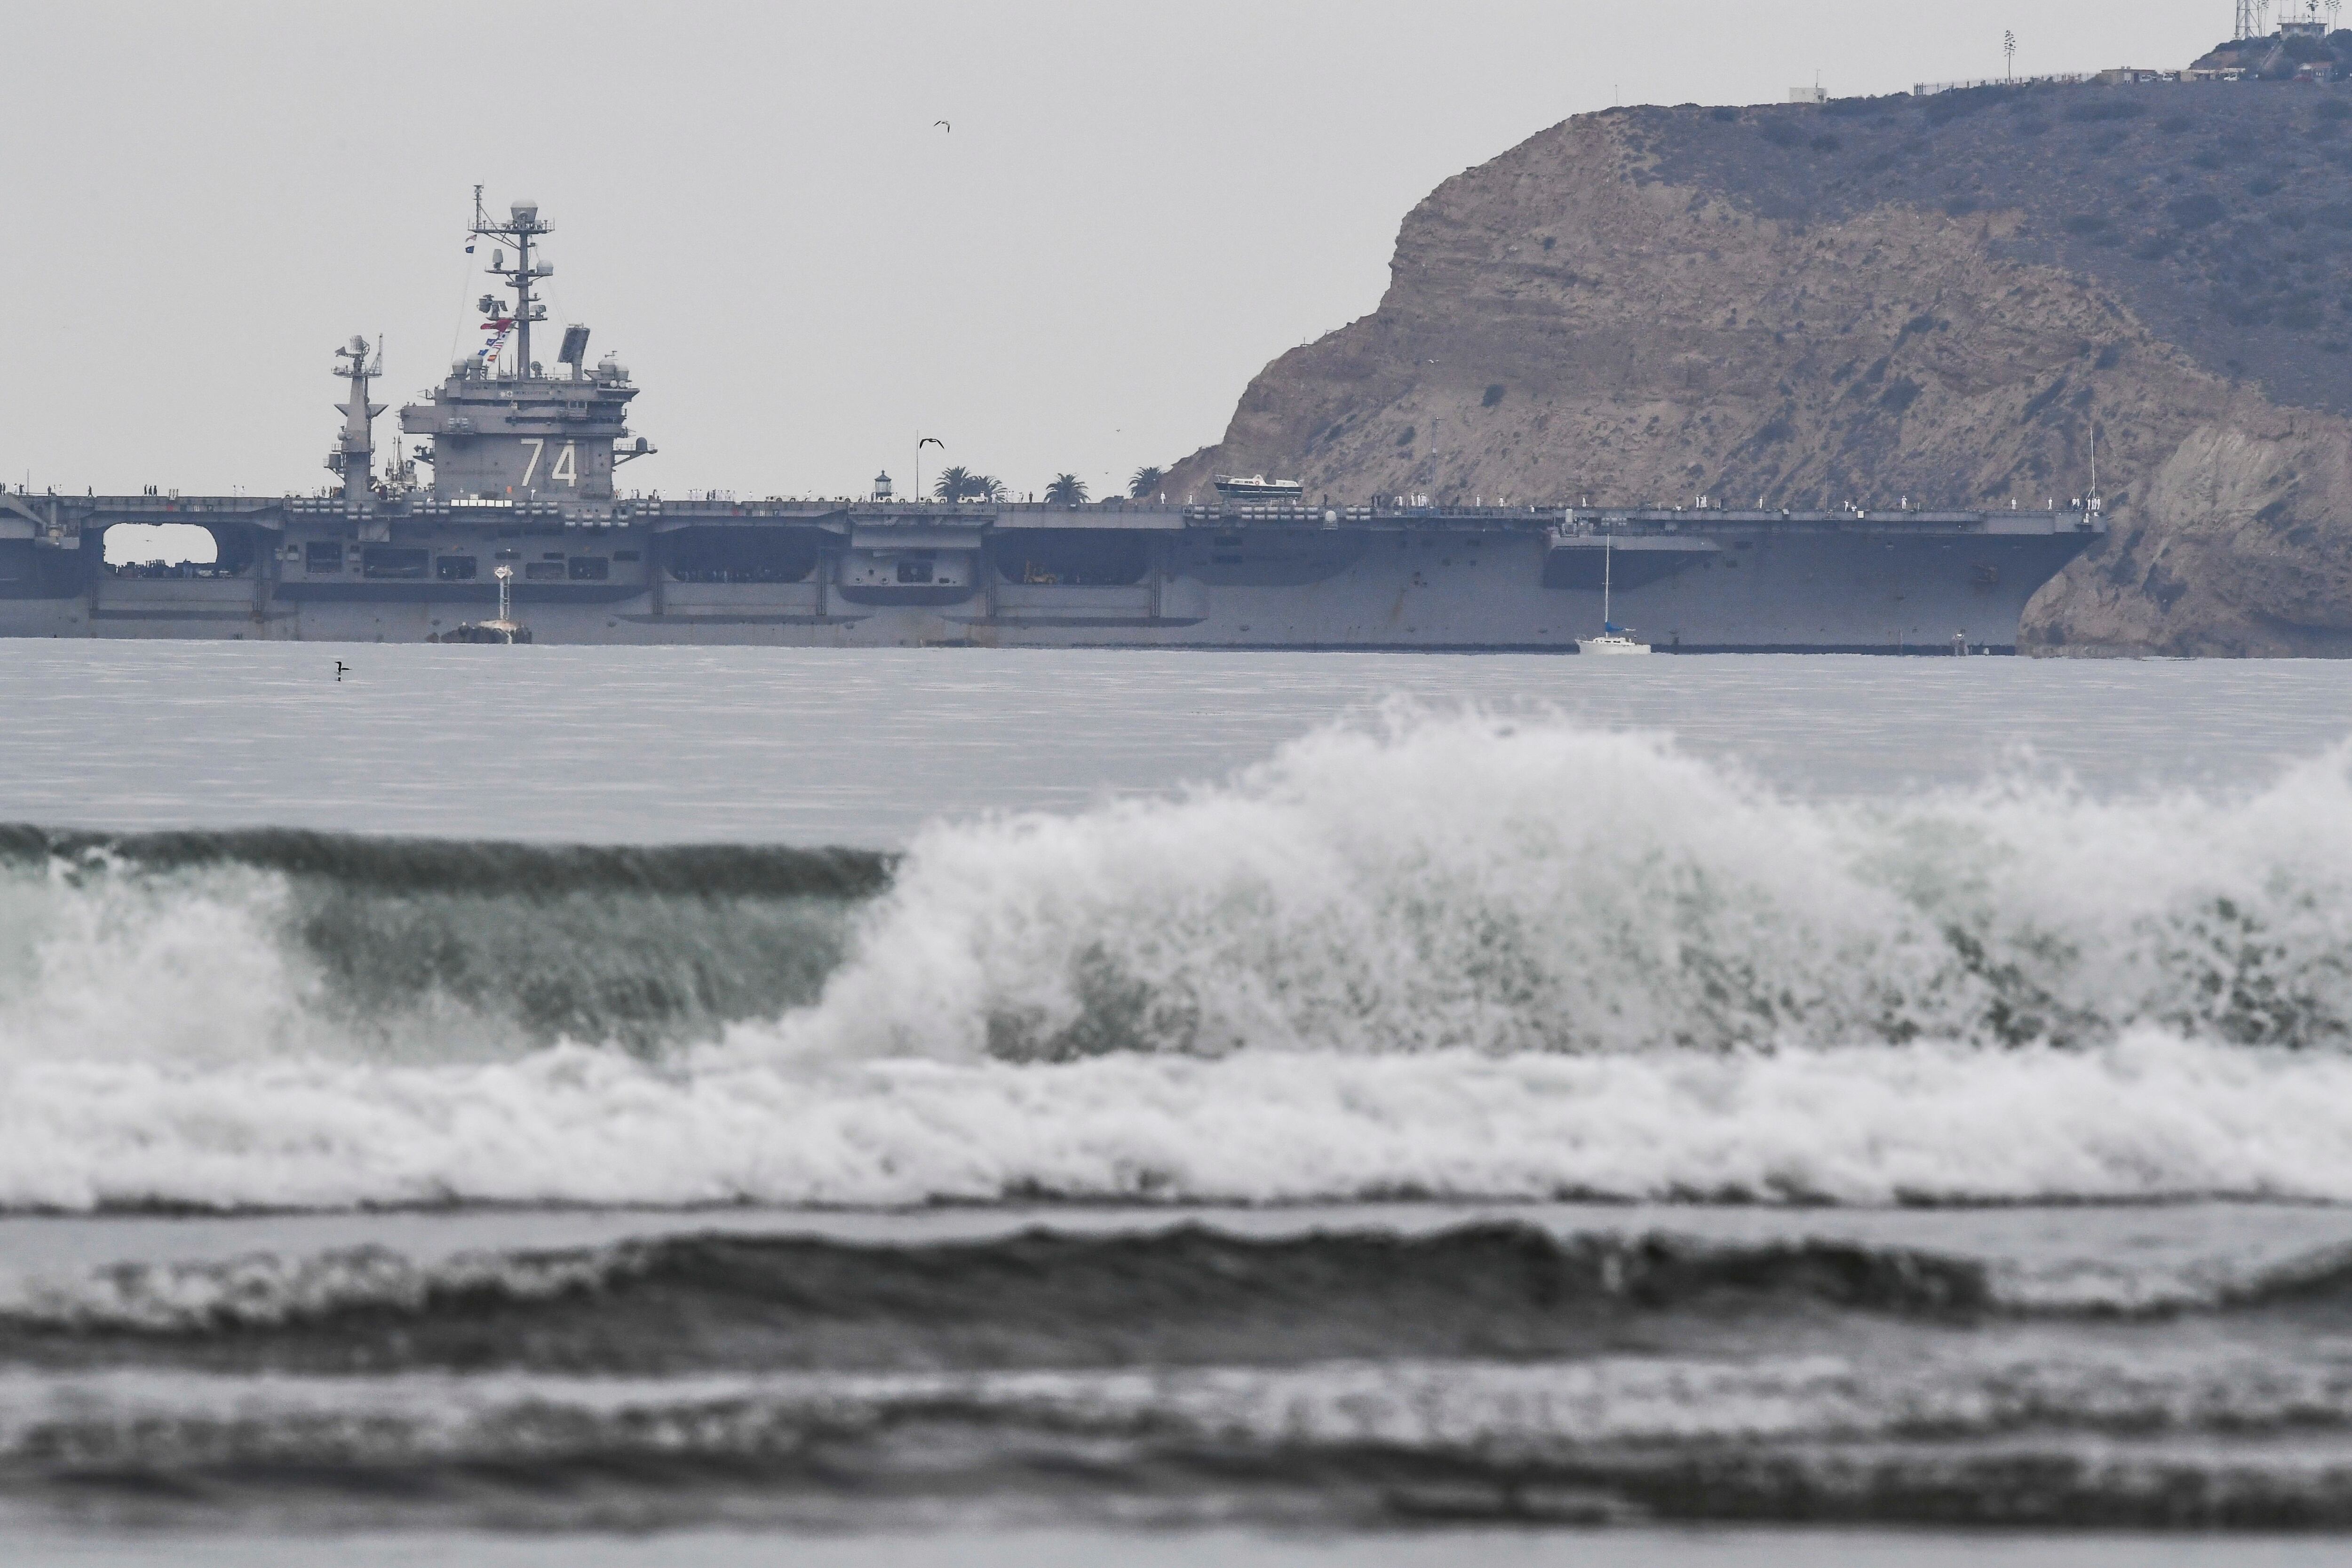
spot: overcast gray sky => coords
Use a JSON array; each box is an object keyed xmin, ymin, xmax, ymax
[{"xmin": 1, "ymin": 0, "xmax": 2235, "ymax": 504}]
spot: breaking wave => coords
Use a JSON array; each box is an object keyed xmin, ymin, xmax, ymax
[
  {"xmin": 772, "ymin": 711, "xmax": 2352, "ymax": 1063},
  {"xmin": 11, "ymin": 1035, "xmax": 2352, "ymax": 1209},
  {"xmin": 0, "ymin": 829, "xmax": 883, "ymax": 1059},
  {"xmin": 2, "ymin": 711, "xmax": 2352, "ymax": 1209}
]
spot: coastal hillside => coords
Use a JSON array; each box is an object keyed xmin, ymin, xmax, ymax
[{"xmin": 1161, "ymin": 64, "xmax": 2352, "ymax": 655}]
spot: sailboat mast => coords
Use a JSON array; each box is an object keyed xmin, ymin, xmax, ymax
[{"xmin": 1603, "ymin": 524, "xmax": 1613, "ymax": 627}]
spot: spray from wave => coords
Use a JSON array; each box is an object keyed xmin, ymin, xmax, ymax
[
  {"xmin": 764, "ymin": 709, "xmax": 2352, "ymax": 1063},
  {"xmin": 2, "ymin": 711, "xmax": 2351, "ymax": 1210},
  {"xmin": 0, "ymin": 828, "xmax": 884, "ymax": 1062}
]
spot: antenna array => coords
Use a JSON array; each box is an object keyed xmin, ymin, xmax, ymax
[{"xmin": 2269, "ymin": 0, "xmax": 2341, "ymax": 30}]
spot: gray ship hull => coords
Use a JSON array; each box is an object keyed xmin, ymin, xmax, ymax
[{"xmin": 1, "ymin": 498, "xmax": 2098, "ymax": 652}]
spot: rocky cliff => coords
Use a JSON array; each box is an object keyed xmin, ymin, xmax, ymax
[{"xmin": 1162, "ymin": 73, "xmax": 2352, "ymax": 655}]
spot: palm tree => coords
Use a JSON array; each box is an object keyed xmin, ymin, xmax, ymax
[
  {"xmin": 933, "ymin": 467, "xmax": 1009, "ymax": 502},
  {"xmin": 1128, "ymin": 466, "xmax": 1165, "ymax": 499},
  {"xmin": 1045, "ymin": 473, "xmax": 1089, "ymax": 506}
]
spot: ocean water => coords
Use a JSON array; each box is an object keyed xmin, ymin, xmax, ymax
[{"xmin": 7, "ymin": 644, "xmax": 2352, "ymax": 1562}]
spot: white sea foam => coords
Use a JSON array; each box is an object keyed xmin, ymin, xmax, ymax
[
  {"xmin": 0, "ymin": 857, "xmax": 319, "ymax": 1067},
  {"xmin": 755, "ymin": 712, "xmax": 2352, "ymax": 1064},
  {"xmin": 0, "ymin": 712, "xmax": 2349, "ymax": 1211},
  {"xmin": 6, "ymin": 1033, "xmax": 2352, "ymax": 1210}
]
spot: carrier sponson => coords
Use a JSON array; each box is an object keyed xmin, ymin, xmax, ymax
[{"xmin": 1, "ymin": 491, "xmax": 2101, "ymax": 653}]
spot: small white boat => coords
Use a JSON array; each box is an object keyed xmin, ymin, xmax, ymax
[
  {"xmin": 1579, "ymin": 631, "xmax": 1651, "ymax": 656},
  {"xmin": 1577, "ymin": 524, "xmax": 1651, "ymax": 655}
]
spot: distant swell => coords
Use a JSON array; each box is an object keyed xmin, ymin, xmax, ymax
[
  {"xmin": 0, "ymin": 1226, "xmax": 1999, "ymax": 1369},
  {"xmin": 0, "ymin": 826, "xmax": 892, "ymax": 899},
  {"xmin": 22, "ymin": 1369, "xmax": 2352, "ymax": 1531},
  {"xmin": 18, "ymin": 1223, "xmax": 2352, "ymax": 1369},
  {"xmin": 18, "ymin": 1221, "xmax": 2352, "ymax": 1531}
]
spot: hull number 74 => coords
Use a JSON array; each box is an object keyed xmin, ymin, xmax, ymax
[{"xmin": 519, "ymin": 439, "xmax": 578, "ymax": 487}]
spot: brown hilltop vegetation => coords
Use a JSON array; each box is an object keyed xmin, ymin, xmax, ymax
[{"xmin": 1160, "ymin": 73, "xmax": 2352, "ymax": 655}]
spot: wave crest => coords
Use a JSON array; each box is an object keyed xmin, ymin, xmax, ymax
[
  {"xmin": 4, "ymin": 714, "xmax": 2352, "ymax": 1211},
  {"xmin": 0, "ymin": 832, "xmax": 880, "ymax": 1062},
  {"xmin": 0, "ymin": 1225, "xmax": 1998, "ymax": 1348},
  {"xmin": 764, "ymin": 714, "xmax": 2352, "ymax": 1062}
]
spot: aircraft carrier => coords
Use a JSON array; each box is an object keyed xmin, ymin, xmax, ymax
[{"xmin": 0, "ymin": 198, "xmax": 2104, "ymax": 653}]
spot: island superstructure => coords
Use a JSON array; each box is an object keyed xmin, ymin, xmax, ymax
[{"xmin": 0, "ymin": 197, "xmax": 2103, "ymax": 652}]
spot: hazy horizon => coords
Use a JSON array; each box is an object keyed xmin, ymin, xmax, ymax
[{"xmin": 3, "ymin": 0, "xmax": 2242, "ymax": 509}]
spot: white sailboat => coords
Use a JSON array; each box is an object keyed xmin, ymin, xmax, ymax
[{"xmin": 1578, "ymin": 523, "xmax": 1651, "ymax": 655}]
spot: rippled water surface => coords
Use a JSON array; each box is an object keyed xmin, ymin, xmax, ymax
[{"xmin": 3, "ymin": 643, "xmax": 2349, "ymax": 842}]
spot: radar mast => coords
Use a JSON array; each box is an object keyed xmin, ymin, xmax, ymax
[
  {"xmin": 471, "ymin": 185, "xmax": 551, "ymax": 378},
  {"xmin": 399, "ymin": 192, "xmax": 644, "ymax": 502},
  {"xmin": 327, "ymin": 334, "xmax": 383, "ymax": 501}
]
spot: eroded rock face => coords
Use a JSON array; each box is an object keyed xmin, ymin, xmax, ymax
[
  {"xmin": 1162, "ymin": 87, "xmax": 2352, "ymax": 655},
  {"xmin": 2046, "ymin": 421, "xmax": 2352, "ymax": 655}
]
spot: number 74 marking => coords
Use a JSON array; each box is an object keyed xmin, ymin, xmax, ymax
[{"xmin": 519, "ymin": 439, "xmax": 579, "ymax": 487}]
